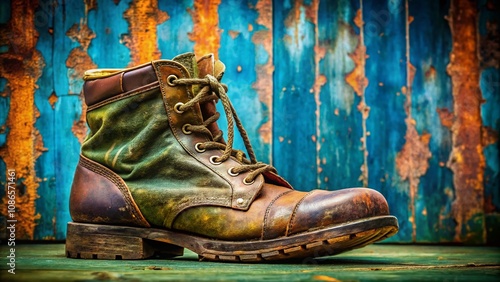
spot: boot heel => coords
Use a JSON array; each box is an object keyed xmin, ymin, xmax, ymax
[{"xmin": 65, "ymin": 222, "xmax": 183, "ymax": 260}]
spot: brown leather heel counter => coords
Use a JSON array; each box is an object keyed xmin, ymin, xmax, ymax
[{"xmin": 70, "ymin": 156, "xmax": 150, "ymax": 227}]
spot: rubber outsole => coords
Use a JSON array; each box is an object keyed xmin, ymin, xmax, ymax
[{"xmin": 66, "ymin": 215, "xmax": 398, "ymax": 262}]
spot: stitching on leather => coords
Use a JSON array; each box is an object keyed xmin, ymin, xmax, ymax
[
  {"xmin": 286, "ymin": 190, "xmax": 315, "ymax": 236},
  {"xmin": 261, "ymin": 190, "xmax": 294, "ymax": 240},
  {"xmin": 79, "ymin": 155, "xmax": 150, "ymax": 227},
  {"xmin": 87, "ymin": 81, "xmax": 160, "ymax": 111}
]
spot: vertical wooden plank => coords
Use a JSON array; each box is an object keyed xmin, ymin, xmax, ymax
[
  {"xmin": 478, "ymin": 0, "xmax": 500, "ymax": 245},
  {"xmin": 447, "ymin": 0, "xmax": 486, "ymax": 244},
  {"xmin": 122, "ymin": 0, "xmax": 168, "ymax": 66},
  {"xmin": 0, "ymin": 0, "xmax": 45, "ymax": 240},
  {"xmin": 33, "ymin": 0, "xmax": 58, "ymax": 240},
  {"xmin": 87, "ymin": 0, "xmax": 132, "ymax": 67},
  {"xmin": 218, "ymin": 0, "xmax": 272, "ymax": 163},
  {"xmin": 408, "ymin": 0, "xmax": 455, "ymax": 243},
  {"xmin": 317, "ymin": 0, "xmax": 364, "ymax": 191},
  {"xmin": 362, "ymin": 0, "xmax": 410, "ymax": 242},
  {"xmin": 273, "ymin": 0, "xmax": 317, "ymax": 190},
  {"xmin": 157, "ymin": 0, "xmax": 195, "ymax": 58},
  {"xmin": 188, "ymin": 0, "xmax": 222, "ymax": 58}
]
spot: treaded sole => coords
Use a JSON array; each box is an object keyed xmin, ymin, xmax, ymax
[{"xmin": 66, "ymin": 215, "xmax": 398, "ymax": 262}]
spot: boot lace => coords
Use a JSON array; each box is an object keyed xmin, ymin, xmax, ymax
[{"xmin": 172, "ymin": 74, "xmax": 276, "ymax": 184}]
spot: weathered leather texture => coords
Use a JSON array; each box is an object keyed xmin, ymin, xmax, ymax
[
  {"xmin": 69, "ymin": 155, "xmax": 150, "ymax": 227},
  {"xmin": 173, "ymin": 185, "xmax": 390, "ymax": 240},
  {"xmin": 81, "ymin": 59, "xmax": 264, "ymax": 229},
  {"xmin": 83, "ymin": 64, "xmax": 157, "ymax": 106},
  {"xmin": 74, "ymin": 53, "xmax": 391, "ymax": 242}
]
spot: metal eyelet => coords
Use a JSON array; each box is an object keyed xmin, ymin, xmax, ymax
[
  {"xmin": 227, "ymin": 167, "xmax": 239, "ymax": 177},
  {"xmin": 243, "ymin": 177, "xmax": 255, "ymax": 185},
  {"xmin": 209, "ymin": 156, "xmax": 222, "ymax": 165},
  {"xmin": 195, "ymin": 143, "xmax": 206, "ymax": 153},
  {"xmin": 167, "ymin": 74, "xmax": 178, "ymax": 86},
  {"xmin": 182, "ymin": 124, "xmax": 192, "ymax": 135},
  {"xmin": 174, "ymin": 102, "xmax": 185, "ymax": 114},
  {"xmin": 236, "ymin": 198, "xmax": 245, "ymax": 205}
]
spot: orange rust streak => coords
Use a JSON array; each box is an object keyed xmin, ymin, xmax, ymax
[
  {"xmin": 345, "ymin": 7, "xmax": 369, "ymax": 187},
  {"xmin": 395, "ymin": 2, "xmax": 432, "ymax": 243},
  {"xmin": 189, "ymin": 0, "xmax": 221, "ymax": 59},
  {"xmin": 65, "ymin": 19, "xmax": 97, "ymax": 144},
  {"xmin": 252, "ymin": 0, "xmax": 273, "ymax": 146},
  {"xmin": 447, "ymin": 0, "xmax": 485, "ymax": 243},
  {"xmin": 0, "ymin": 0, "xmax": 44, "ymax": 239},
  {"xmin": 123, "ymin": 0, "xmax": 168, "ymax": 65},
  {"xmin": 307, "ymin": 0, "xmax": 326, "ymax": 186}
]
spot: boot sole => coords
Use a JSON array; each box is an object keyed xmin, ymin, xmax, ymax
[{"xmin": 66, "ymin": 215, "xmax": 398, "ymax": 262}]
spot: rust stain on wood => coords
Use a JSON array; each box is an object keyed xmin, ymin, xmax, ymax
[
  {"xmin": 437, "ymin": 108, "xmax": 454, "ymax": 129},
  {"xmin": 446, "ymin": 0, "xmax": 485, "ymax": 243},
  {"xmin": 123, "ymin": 0, "xmax": 168, "ymax": 65},
  {"xmin": 345, "ymin": 7, "xmax": 369, "ymax": 187},
  {"xmin": 306, "ymin": 0, "xmax": 328, "ymax": 182},
  {"xmin": 396, "ymin": 3, "xmax": 432, "ymax": 242},
  {"xmin": 0, "ymin": 0, "xmax": 44, "ymax": 239},
  {"xmin": 252, "ymin": 0, "xmax": 273, "ymax": 146},
  {"xmin": 189, "ymin": 0, "xmax": 221, "ymax": 58},
  {"xmin": 65, "ymin": 2, "xmax": 97, "ymax": 144},
  {"xmin": 48, "ymin": 91, "xmax": 58, "ymax": 109}
]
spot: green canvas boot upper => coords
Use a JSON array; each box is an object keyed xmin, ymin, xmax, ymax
[{"xmin": 67, "ymin": 52, "xmax": 398, "ymax": 261}]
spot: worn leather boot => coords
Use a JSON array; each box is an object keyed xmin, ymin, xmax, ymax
[{"xmin": 65, "ymin": 52, "xmax": 398, "ymax": 262}]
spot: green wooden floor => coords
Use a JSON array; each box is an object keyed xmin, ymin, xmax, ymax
[{"xmin": 1, "ymin": 244, "xmax": 499, "ymax": 281}]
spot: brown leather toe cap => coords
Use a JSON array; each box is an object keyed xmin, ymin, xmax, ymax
[{"xmin": 286, "ymin": 188, "xmax": 390, "ymax": 236}]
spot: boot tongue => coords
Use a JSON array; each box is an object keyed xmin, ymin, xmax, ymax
[
  {"xmin": 196, "ymin": 54, "xmax": 226, "ymax": 142},
  {"xmin": 172, "ymin": 52, "xmax": 199, "ymax": 78}
]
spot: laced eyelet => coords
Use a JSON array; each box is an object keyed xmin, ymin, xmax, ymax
[
  {"xmin": 174, "ymin": 102, "xmax": 185, "ymax": 114},
  {"xmin": 210, "ymin": 156, "xmax": 222, "ymax": 165},
  {"xmin": 182, "ymin": 124, "xmax": 192, "ymax": 135},
  {"xmin": 227, "ymin": 167, "xmax": 239, "ymax": 177},
  {"xmin": 243, "ymin": 177, "xmax": 255, "ymax": 185},
  {"xmin": 167, "ymin": 74, "xmax": 178, "ymax": 86},
  {"xmin": 195, "ymin": 143, "xmax": 206, "ymax": 153}
]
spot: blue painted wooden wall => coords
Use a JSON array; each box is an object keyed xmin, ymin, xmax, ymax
[{"xmin": 0, "ymin": 0, "xmax": 498, "ymax": 244}]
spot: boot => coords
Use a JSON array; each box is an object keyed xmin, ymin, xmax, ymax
[{"xmin": 65, "ymin": 52, "xmax": 398, "ymax": 262}]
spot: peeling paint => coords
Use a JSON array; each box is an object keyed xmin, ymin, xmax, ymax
[
  {"xmin": 189, "ymin": 0, "xmax": 221, "ymax": 58},
  {"xmin": 48, "ymin": 92, "xmax": 58, "ymax": 109},
  {"xmin": 481, "ymin": 126, "xmax": 498, "ymax": 148},
  {"xmin": 437, "ymin": 108, "xmax": 454, "ymax": 129},
  {"xmin": 395, "ymin": 2, "xmax": 432, "ymax": 243},
  {"xmin": 0, "ymin": 0, "xmax": 44, "ymax": 240},
  {"xmin": 446, "ymin": 0, "xmax": 485, "ymax": 243},
  {"xmin": 305, "ymin": 0, "xmax": 326, "ymax": 187},
  {"xmin": 252, "ymin": 0, "xmax": 273, "ymax": 147},
  {"xmin": 345, "ymin": 7, "xmax": 369, "ymax": 187},
  {"xmin": 123, "ymin": 0, "xmax": 168, "ymax": 65},
  {"xmin": 65, "ymin": 3, "xmax": 97, "ymax": 144}
]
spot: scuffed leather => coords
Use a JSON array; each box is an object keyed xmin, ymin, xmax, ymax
[
  {"xmin": 70, "ymin": 155, "xmax": 149, "ymax": 227},
  {"xmin": 74, "ymin": 53, "xmax": 393, "ymax": 242},
  {"xmin": 172, "ymin": 184, "xmax": 390, "ymax": 240}
]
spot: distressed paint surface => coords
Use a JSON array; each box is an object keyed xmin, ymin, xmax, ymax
[
  {"xmin": 478, "ymin": 0, "xmax": 500, "ymax": 245},
  {"xmin": 123, "ymin": 0, "xmax": 168, "ymax": 65},
  {"xmin": 447, "ymin": 0, "xmax": 486, "ymax": 244},
  {"xmin": 189, "ymin": 0, "xmax": 222, "ymax": 58},
  {"xmin": 273, "ymin": 0, "xmax": 318, "ymax": 190},
  {"xmin": 317, "ymin": 0, "xmax": 362, "ymax": 191},
  {"xmin": 408, "ymin": 0, "xmax": 455, "ymax": 243},
  {"xmin": 0, "ymin": 0, "xmax": 43, "ymax": 240},
  {"xmin": 0, "ymin": 0, "xmax": 498, "ymax": 243}
]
